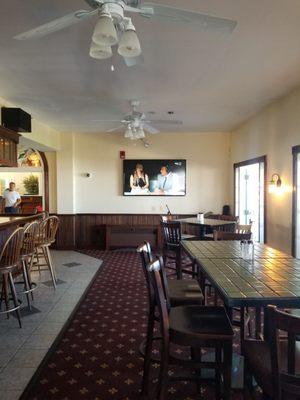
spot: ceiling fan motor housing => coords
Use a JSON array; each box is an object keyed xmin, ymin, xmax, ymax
[{"xmin": 85, "ymin": 0, "xmax": 140, "ymax": 11}]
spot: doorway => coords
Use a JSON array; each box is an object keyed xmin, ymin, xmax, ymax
[{"xmin": 234, "ymin": 156, "xmax": 266, "ymax": 243}]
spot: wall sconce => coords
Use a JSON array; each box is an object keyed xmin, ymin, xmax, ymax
[{"xmin": 268, "ymin": 173, "xmax": 282, "ymax": 194}]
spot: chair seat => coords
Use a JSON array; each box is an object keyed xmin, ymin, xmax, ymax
[
  {"xmin": 169, "ymin": 305, "xmax": 234, "ymax": 346},
  {"xmin": 168, "ymin": 279, "xmax": 204, "ymax": 307},
  {"xmin": 243, "ymin": 339, "xmax": 300, "ymax": 397}
]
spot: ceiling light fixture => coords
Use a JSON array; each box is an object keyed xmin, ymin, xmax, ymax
[
  {"xmin": 89, "ymin": 41, "xmax": 112, "ymax": 59},
  {"xmin": 118, "ymin": 18, "xmax": 141, "ymax": 58},
  {"xmin": 92, "ymin": 7, "xmax": 118, "ymax": 46}
]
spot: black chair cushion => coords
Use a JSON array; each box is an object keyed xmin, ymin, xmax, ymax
[
  {"xmin": 168, "ymin": 279, "xmax": 204, "ymax": 307},
  {"xmin": 169, "ymin": 305, "xmax": 234, "ymax": 347}
]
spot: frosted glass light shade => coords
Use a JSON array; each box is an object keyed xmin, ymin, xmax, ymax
[
  {"xmin": 89, "ymin": 42, "xmax": 112, "ymax": 60},
  {"xmin": 92, "ymin": 16, "xmax": 118, "ymax": 46},
  {"xmin": 124, "ymin": 126, "xmax": 133, "ymax": 138},
  {"xmin": 118, "ymin": 30, "xmax": 141, "ymax": 58},
  {"xmin": 135, "ymin": 128, "xmax": 145, "ymax": 139}
]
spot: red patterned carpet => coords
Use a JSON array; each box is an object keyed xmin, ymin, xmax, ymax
[{"xmin": 21, "ymin": 250, "xmax": 243, "ymax": 400}]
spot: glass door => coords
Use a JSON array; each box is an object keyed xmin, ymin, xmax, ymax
[
  {"xmin": 293, "ymin": 146, "xmax": 300, "ymax": 258},
  {"xmin": 234, "ymin": 157, "xmax": 266, "ymax": 242}
]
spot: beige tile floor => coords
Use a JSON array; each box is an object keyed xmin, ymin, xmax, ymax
[{"xmin": 0, "ymin": 250, "xmax": 102, "ymax": 400}]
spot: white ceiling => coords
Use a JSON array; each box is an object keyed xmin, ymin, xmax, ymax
[{"xmin": 1, "ymin": 0, "xmax": 300, "ymax": 133}]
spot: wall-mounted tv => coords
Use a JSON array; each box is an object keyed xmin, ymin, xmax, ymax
[{"xmin": 123, "ymin": 159, "xmax": 186, "ymax": 196}]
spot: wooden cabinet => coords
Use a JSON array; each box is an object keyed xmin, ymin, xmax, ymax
[{"xmin": 0, "ymin": 126, "xmax": 20, "ymax": 167}]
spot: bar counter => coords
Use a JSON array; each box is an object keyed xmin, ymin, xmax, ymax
[{"xmin": 0, "ymin": 214, "xmax": 42, "ymax": 247}]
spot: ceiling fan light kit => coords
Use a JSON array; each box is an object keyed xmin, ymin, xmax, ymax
[
  {"xmin": 117, "ymin": 27, "xmax": 141, "ymax": 58},
  {"xmin": 92, "ymin": 14, "xmax": 118, "ymax": 46},
  {"xmin": 89, "ymin": 40, "xmax": 112, "ymax": 59}
]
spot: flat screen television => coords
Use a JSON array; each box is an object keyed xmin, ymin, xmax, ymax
[{"xmin": 123, "ymin": 159, "xmax": 186, "ymax": 196}]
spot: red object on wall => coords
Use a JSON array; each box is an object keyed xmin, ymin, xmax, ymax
[{"xmin": 120, "ymin": 151, "xmax": 125, "ymax": 160}]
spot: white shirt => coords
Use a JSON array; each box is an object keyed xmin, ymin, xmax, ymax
[{"xmin": 3, "ymin": 189, "xmax": 21, "ymax": 207}]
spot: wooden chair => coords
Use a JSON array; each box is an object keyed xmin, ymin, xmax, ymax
[
  {"xmin": 161, "ymin": 220, "xmax": 196, "ymax": 279},
  {"xmin": 213, "ymin": 230, "xmax": 252, "ymax": 241},
  {"xmin": 19, "ymin": 221, "xmax": 39, "ymax": 310},
  {"xmin": 144, "ymin": 257, "xmax": 234, "ymax": 400},
  {"xmin": 137, "ymin": 242, "xmax": 204, "ymax": 371},
  {"xmin": 243, "ymin": 305, "xmax": 300, "ymax": 399},
  {"xmin": 137, "ymin": 242, "xmax": 204, "ymax": 308},
  {"xmin": 34, "ymin": 216, "xmax": 59, "ymax": 288},
  {"xmin": 0, "ymin": 227, "xmax": 24, "ymax": 327},
  {"xmin": 161, "ymin": 215, "xmax": 195, "ymax": 240},
  {"xmin": 236, "ymin": 224, "xmax": 252, "ymax": 234}
]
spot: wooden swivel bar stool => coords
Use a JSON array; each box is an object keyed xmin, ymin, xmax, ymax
[
  {"xmin": 144, "ymin": 257, "xmax": 234, "ymax": 400},
  {"xmin": 34, "ymin": 216, "xmax": 59, "ymax": 289},
  {"xmin": 19, "ymin": 221, "xmax": 39, "ymax": 310},
  {"xmin": 0, "ymin": 227, "xmax": 24, "ymax": 328}
]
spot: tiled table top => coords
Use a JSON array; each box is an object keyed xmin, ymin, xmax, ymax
[
  {"xmin": 182, "ymin": 241, "xmax": 300, "ymax": 307},
  {"xmin": 178, "ymin": 217, "xmax": 236, "ymax": 227},
  {"xmin": 182, "ymin": 240, "xmax": 293, "ymax": 260}
]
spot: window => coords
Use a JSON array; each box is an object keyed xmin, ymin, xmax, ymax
[
  {"xmin": 292, "ymin": 146, "xmax": 300, "ymax": 258},
  {"xmin": 234, "ymin": 156, "xmax": 266, "ymax": 243}
]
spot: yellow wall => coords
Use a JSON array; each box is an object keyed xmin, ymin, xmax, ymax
[
  {"xmin": 45, "ymin": 151, "xmax": 57, "ymax": 213},
  {"xmin": 55, "ymin": 131, "xmax": 231, "ymax": 214},
  {"xmin": 230, "ymin": 86, "xmax": 300, "ymax": 253}
]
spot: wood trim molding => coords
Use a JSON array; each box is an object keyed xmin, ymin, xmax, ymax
[
  {"xmin": 39, "ymin": 151, "xmax": 49, "ymax": 212},
  {"xmin": 233, "ymin": 155, "xmax": 267, "ymax": 243},
  {"xmin": 292, "ymin": 145, "xmax": 300, "ymax": 257},
  {"xmin": 0, "ymin": 125, "xmax": 21, "ymax": 143}
]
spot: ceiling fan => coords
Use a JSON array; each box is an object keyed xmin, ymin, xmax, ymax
[
  {"xmin": 95, "ymin": 100, "xmax": 183, "ymax": 139},
  {"xmin": 14, "ymin": 0, "xmax": 237, "ymax": 66}
]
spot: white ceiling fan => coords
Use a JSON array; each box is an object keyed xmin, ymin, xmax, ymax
[
  {"xmin": 14, "ymin": 0, "xmax": 237, "ymax": 66},
  {"xmin": 94, "ymin": 100, "xmax": 183, "ymax": 139}
]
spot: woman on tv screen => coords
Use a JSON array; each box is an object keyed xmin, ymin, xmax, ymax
[{"xmin": 129, "ymin": 163, "xmax": 149, "ymax": 194}]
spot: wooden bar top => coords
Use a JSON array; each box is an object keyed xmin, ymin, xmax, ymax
[{"xmin": 0, "ymin": 214, "xmax": 42, "ymax": 229}]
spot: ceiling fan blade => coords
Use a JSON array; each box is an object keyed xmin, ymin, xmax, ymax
[
  {"xmin": 90, "ymin": 120, "xmax": 123, "ymax": 122},
  {"xmin": 147, "ymin": 119, "xmax": 183, "ymax": 125},
  {"xmin": 139, "ymin": 3, "xmax": 237, "ymax": 34},
  {"xmin": 106, "ymin": 125, "xmax": 124, "ymax": 133},
  {"xmin": 143, "ymin": 123, "xmax": 159, "ymax": 135},
  {"xmin": 14, "ymin": 9, "xmax": 98, "ymax": 40},
  {"xmin": 123, "ymin": 54, "xmax": 144, "ymax": 67}
]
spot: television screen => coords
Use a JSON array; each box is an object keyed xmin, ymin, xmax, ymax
[{"xmin": 123, "ymin": 159, "xmax": 186, "ymax": 196}]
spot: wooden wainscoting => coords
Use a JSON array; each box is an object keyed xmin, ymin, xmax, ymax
[{"xmin": 54, "ymin": 213, "xmax": 196, "ymax": 250}]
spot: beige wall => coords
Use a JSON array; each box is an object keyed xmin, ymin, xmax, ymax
[
  {"xmin": 230, "ymin": 86, "xmax": 300, "ymax": 253},
  {"xmin": 0, "ymin": 97, "xmax": 60, "ymax": 151},
  {"xmin": 58, "ymin": 131, "xmax": 231, "ymax": 214}
]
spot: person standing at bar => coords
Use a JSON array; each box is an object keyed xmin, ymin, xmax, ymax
[{"xmin": 3, "ymin": 182, "xmax": 21, "ymax": 214}]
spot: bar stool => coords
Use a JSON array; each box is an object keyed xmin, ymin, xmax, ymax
[
  {"xmin": 161, "ymin": 220, "xmax": 196, "ymax": 279},
  {"xmin": 19, "ymin": 221, "xmax": 39, "ymax": 310},
  {"xmin": 0, "ymin": 227, "xmax": 24, "ymax": 328},
  {"xmin": 34, "ymin": 216, "xmax": 59, "ymax": 289},
  {"xmin": 144, "ymin": 257, "xmax": 234, "ymax": 399},
  {"xmin": 137, "ymin": 242, "xmax": 204, "ymax": 366}
]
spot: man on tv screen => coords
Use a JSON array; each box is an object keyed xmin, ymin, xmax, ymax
[{"xmin": 155, "ymin": 165, "xmax": 180, "ymax": 195}]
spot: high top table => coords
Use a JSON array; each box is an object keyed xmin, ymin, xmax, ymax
[
  {"xmin": 182, "ymin": 240, "xmax": 299, "ymax": 331},
  {"xmin": 178, "ymin": 217, "xmax": 236, "ymax": 239},
  {"xmin": 182, "ymin": 240, "xmax": 300, "ymax": 389}
]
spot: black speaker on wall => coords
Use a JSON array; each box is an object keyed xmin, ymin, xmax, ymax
[{"xmin": 1, "ymin": 107, "xmax": 32, "ymax": 132}]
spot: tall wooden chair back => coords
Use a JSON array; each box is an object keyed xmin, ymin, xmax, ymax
[
  {"xmin": 22, "ymin": 221, "xmax": 39, "ymax": 257},
  {"xmin": 36, "ymin": 216, "xmax": 59, "ymax": 246},
  {"xmin": 213, "ymin": 230, "xmax": 252, "ymax": 241},
  {"xmin": 0, "ymin": 227, "xmax": 24, "ymax": 269},
  {"xmin": 267, "ymin": 305, "xmax": 300, "ymax": 400},
  {"xmin": 137, "ymin": 242, "xmax": 170, "ymax": 311},
  {"xmin": 236, "ymin": 224, "xmax": 252, "ymax": 234},
  {"xmin": 147, "ymin": 258, "xmax": 170, "ymax": 337},
  {"xmin": 161, "ymin": 220, "xmax": 181, "ymax": 248}
]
